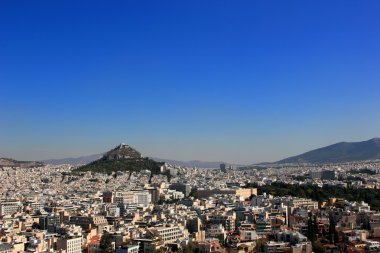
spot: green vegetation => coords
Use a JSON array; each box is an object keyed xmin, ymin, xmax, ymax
[
  {"xmin": 181, "ymin": 243, "xmax": 198, "ymax": 253},
  {"xmin": 99, "ymin": 232, "xmax": 113, "ymax": 253},
  {"xmin": 307, "ymin": 213, "xmax": 317, "ymax": 242},
  {"xmin": 74, "ymin": 144, "xmax": 164, "ymax": 180},
  {"xmin": 311, "ymin": 241, "xmax": 326, "ymax": 253},
  {"xmin": 255, "ymin": 239, "xmax": 267, "ymax": 253},
  {"xmin": 75, "ymin": 157, "xmax": 163, "ymax": 175},
  {"xmin": 248, "ymin": 182, "xmax": 380, "ymax": 210},
  {"xmin": 349, "ymin": 168, "xmax": 377, "ymax": 175},
  {"xmin": 306, "ymin": 213, "xmax": 334, "ymax": 252}
]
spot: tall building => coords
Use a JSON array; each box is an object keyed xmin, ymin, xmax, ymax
[
  {"xmin": 220, "ymin": 164, "xmax": 227, "ymax": 173},
  {"xmin": 321, "ymin": 170, "xmax": 336, "ymax": 180},
  {"xmin": 310, "ymin": 170, "xmax": 336, "ymax": 180},
  {"xmin": 145, "ymin": 187, "xmax": 160, "ymax": 203}
]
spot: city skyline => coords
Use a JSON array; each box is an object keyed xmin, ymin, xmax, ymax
[{"xmin": 1, "ymin": 1, "xmax": 380, "ymax": 163}]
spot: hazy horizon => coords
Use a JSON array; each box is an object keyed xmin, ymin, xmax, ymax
[
  {"xmin": 2, "ymin": 137, "xmax": 380, "ymax": 165},
  {"xmin": 1, "ymin": 1, "xmax": 380, "ymax": 164}
]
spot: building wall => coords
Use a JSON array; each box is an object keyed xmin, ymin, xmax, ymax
[{"xmin": 57, "ymin": 237, "xmax": 82, "ymax": 253}]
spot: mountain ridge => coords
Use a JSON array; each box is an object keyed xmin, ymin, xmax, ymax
[
  {"xmin": 276, "ymin": 137, "xmax": 380, "ymax": 164},
  {"xmin": 0, "ymin": 158, "xmax": 44, "ymax": 168},
  {"xmin": 43, "ymin": 154, "xmax": 104, "ymax": 166}
]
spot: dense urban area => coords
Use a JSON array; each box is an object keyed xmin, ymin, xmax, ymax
[{"xmin": 1, "ymin": 144, "xmax": 380, "ymax": 253}]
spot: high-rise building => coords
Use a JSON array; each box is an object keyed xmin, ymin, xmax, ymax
[{"xmin": 321, "ymin": 170, "xmax": 336, "ymax": 180}]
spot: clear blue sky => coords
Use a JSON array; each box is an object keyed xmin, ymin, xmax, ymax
[{"xmin": 1, "ymin": 1, "xmax": 380, "ymax": 164}]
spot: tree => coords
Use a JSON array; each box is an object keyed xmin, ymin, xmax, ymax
[
  {"xmin": 181, "ymin": 243, "xmax": 197, "ymax": 253},
  {"xmin": 307, "ymin": 213, "xmax": 316, "ymax": 242},
  {"xmin": 255, "ymin": 239, "xmax": 266, "ymax": 252},
  {"xmin": 312, "ymin": 241, "xmax": 326, "ymax": 253},
  {"xmin": 329, "ymin": 213, "xmax": 338, "ymax": 244},
  {"xmin": 235, "ymin": 213, "xmax": 242, "ymax": 230},
  {"xmin": 217, "ymin": 234, "xmax": 225, "ymax": 247},
  {"xmin": 313, "ymin": 215, "xmax": 319, "ymax": 238},
  {"xmin": 99, "ymin": 232, "xmax": 113, "ymax": 253}
]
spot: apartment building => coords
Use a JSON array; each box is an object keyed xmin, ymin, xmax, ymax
[
  {"xmin": 0, "ymin": 201, "xmax": 22, "ymax": 216},
  {"xmin": 57, "ymin": 236, "xmax": 83, "ymax": 253},
  {"xmin": 149, "ymin": 225, "xmax": 184, "ymax": 244}
]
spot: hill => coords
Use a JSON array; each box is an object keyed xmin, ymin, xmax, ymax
[
  {"xmin": 0, "ymin": 158, "xmax": 44, "ymax": 168},
  {"xmin": 277, "ymin": 138, "xmax": 380, "ymax": 164},
  {"xmin": 44, "ymin": 153, "xmax": 231, "ymax": 168},
  {"xmin": 75, "ymin": 143, "xmax": 164, "ymax": 174}
]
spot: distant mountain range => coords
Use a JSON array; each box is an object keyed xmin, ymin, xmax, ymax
[
  {"xmin": 0, "ymin": 158, "xmax": 44, "ymax": 168},
  {"xmin": 43, "ymin": 154, "xmax": 104, "ymax": 166},
  {"xmin": 7, "ymin": 138, "xmax": 380, "ymax": 167},
  {"xmin": 277, "ymin": 138, "xmax": 380, "ymax": 164}
]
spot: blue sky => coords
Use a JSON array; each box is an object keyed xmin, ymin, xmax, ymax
[{"xmin": 1, "ymin": 1, "xmax": 380, "ymax": 164}]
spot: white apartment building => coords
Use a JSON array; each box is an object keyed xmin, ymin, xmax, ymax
[
  {"xmin": 112, "ymin": 191, "xmax": 151, "ymax": 206},
  {"xmin": 0, "ymin": 201, "xmax": 22, "ymax": 216},
  {"xmin": 149, "ymin": 225, "xmax": 185, "ymax": 244}
]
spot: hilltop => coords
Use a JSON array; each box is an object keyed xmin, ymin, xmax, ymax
[
  {"xmin": 277, "ymin": 138, "xmax": 380, "ymax": 164},
  {"xmin": 74, "ymin": 143, "xmax": 164, "ymax": 174}
]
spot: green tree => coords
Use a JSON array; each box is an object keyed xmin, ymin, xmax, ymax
[
  {"xmin": 328, "ymin": 214, "xmax": 338, "ymax": 244},
  {"xmin": 217, "ymin": 234, "xmax": 225, "ymax": 246},
  {"xmin": 313, "ymin": 215, "xmax": 318, "ymax": 238},
  {"xmin": 99, "ymin": 232, "xmax": 113, "ymax": 253},
  {"xmin": 312, "ymin": 241, "xmax": 326, "ymax": 253},
  {"xmin": 181, "ymin": 242, "xmax": 197, "ymax": 253},
  {"xmin": 307, "ymin": 213, "xmax": 316, "ymax": 242},
  {"xmin": 255, "ymin": 239, "xmax": 266, "ymax": 253}
]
